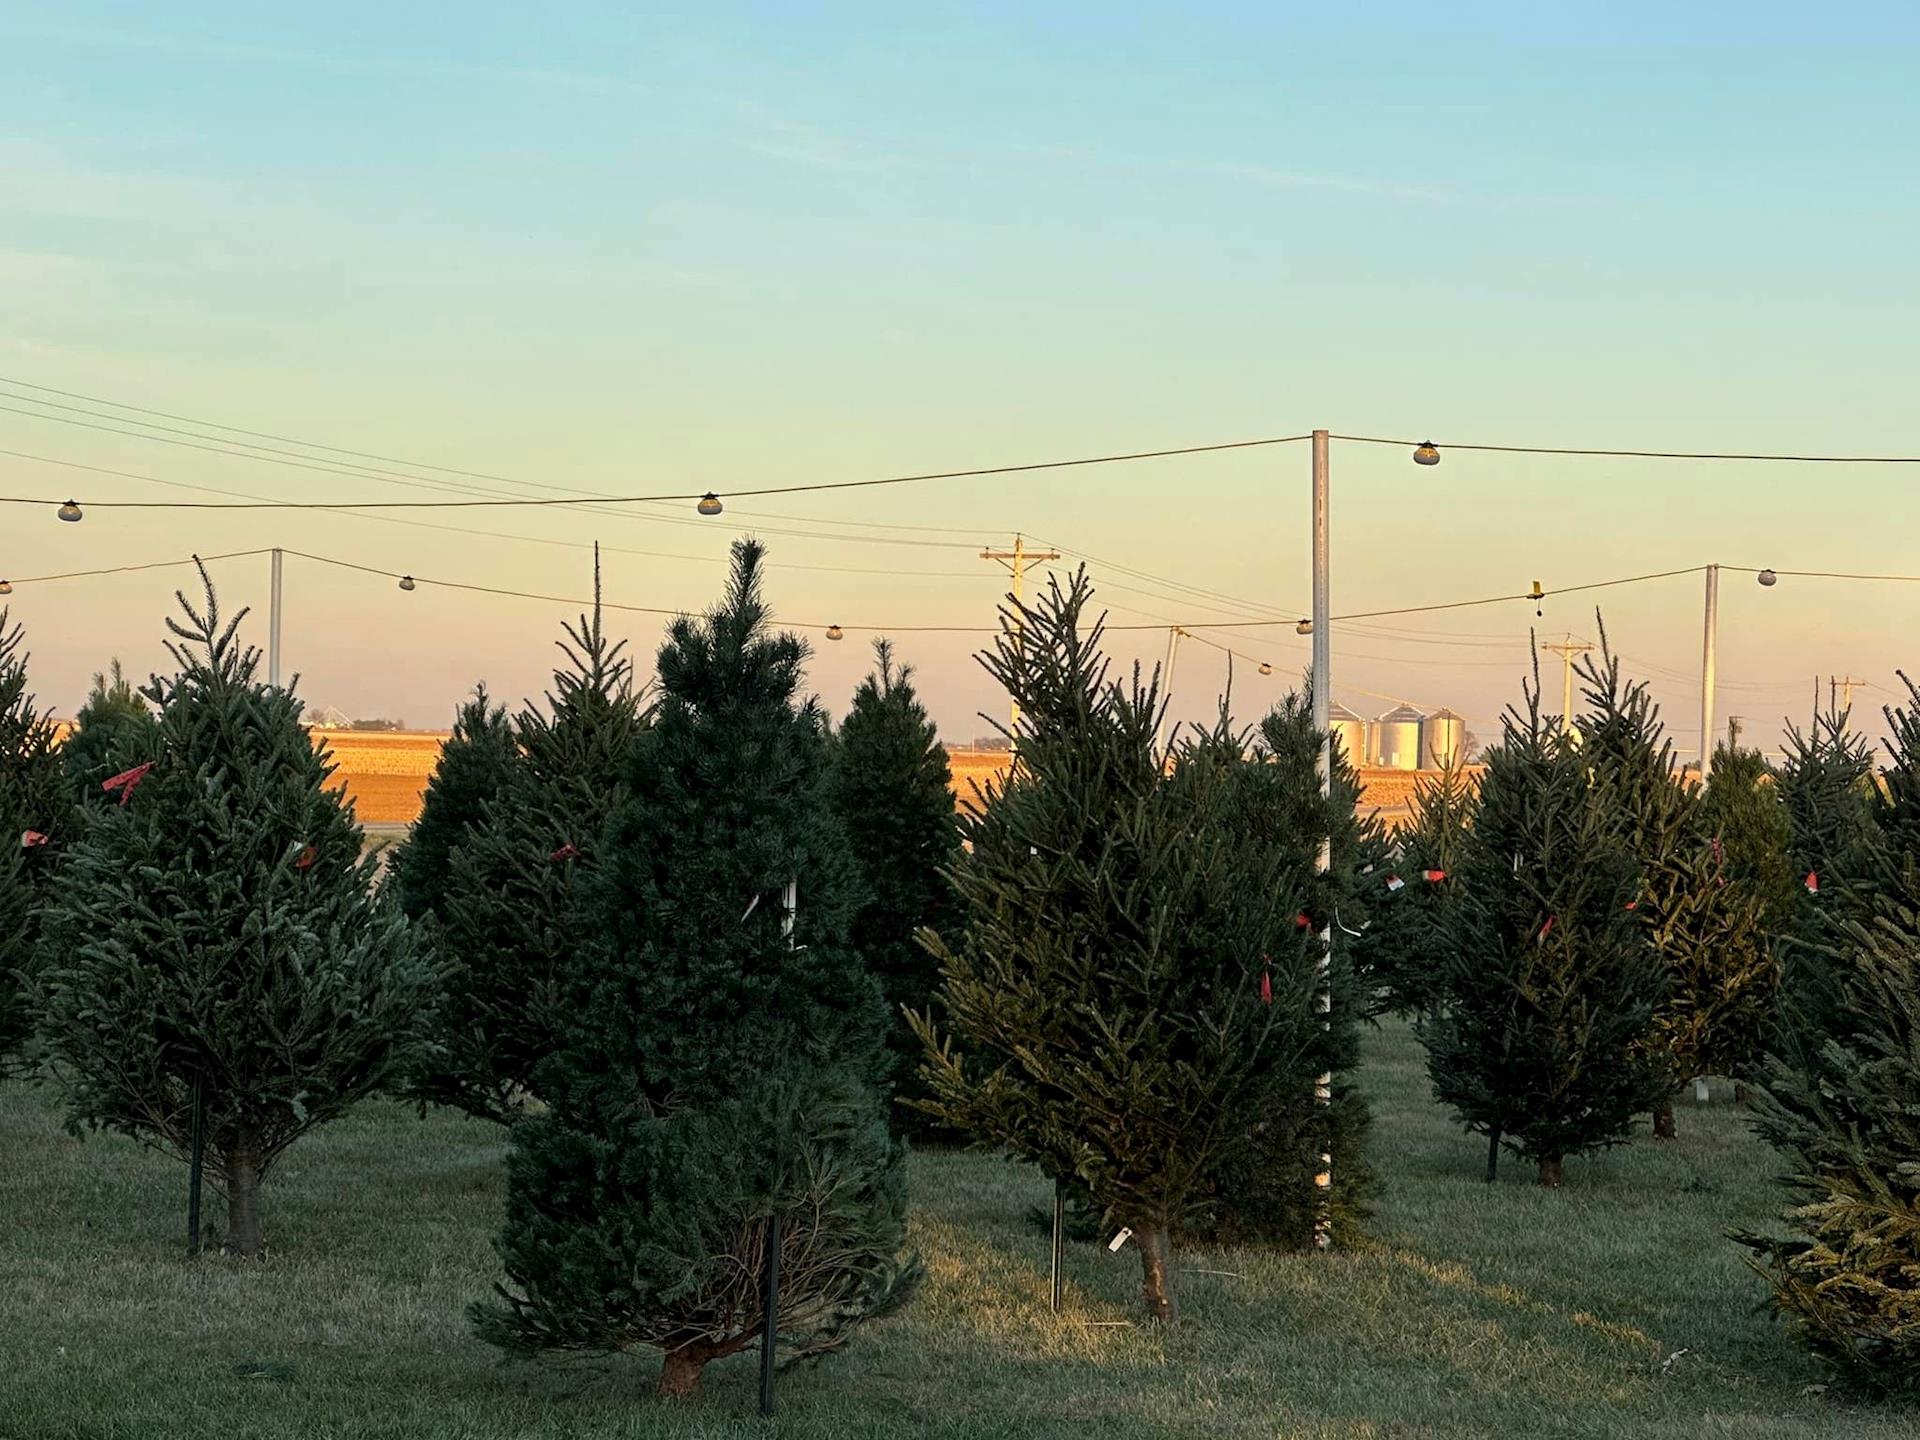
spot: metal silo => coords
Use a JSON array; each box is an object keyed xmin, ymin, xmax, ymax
[
  {"xmin": 1327, "ymin": 701, "xmax": 1367, "ymax": 769},
  {"xmin": 1422, "ymin": 708, "xmax": 1467, "ymax": 769},
  {"xmin": 1373, "ymin": 703, "xmax": 1425, "ymax": 770}
]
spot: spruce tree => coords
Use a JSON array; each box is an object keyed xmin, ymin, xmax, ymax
[
  {"xmin": 34, "ymin": 565, "xmax": 436, "ymax": 1255},
  {"xmin": 474, "ymin": 541, "xmax": 913, "ymax": 1398},
  {"xmin": 62, "ymin": 660, "xmax": 158, "ymax": 806},
  {"xmin": 1359, "ymin": 763, "xmax": 1476, "ymax": 1018},
  {"xmin": 1419, "ymin": 672, "xmax": 1665, "ymax": 1186},
  {"xmin": 418, "ymin": 556, "xmax": 648, "ymax": 1123},
  {"xmin": 1576, "ymin": 643, "xmax": 1776, "ymax": 1134},
  {"xmin": 0, "ymin": 610, "xmax": 71, "ymax": 1072},
  {"xmin": 390, "ymin": 684, "xmax": 516, "ymax": 921},
  {"xmin": 1735, "ymin": 901, "xmax": 1920, "ymax": 1393},
  {"xmin": 914, "ymin": 573, "xmax": 1326, "ymax": 1317},
  {"xmin": 827, "ymin": 639, "xmax": 963, "ymax": 1134},
  {"xmin": 1701, "ymin": 743, "xmax": 1798, "ymax": 931}
]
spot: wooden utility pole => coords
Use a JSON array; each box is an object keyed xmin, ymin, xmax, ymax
[
  {"xmin": 1833, "ymin": 675, "xmax": 1866, "ymax": 714},
  {"xmin": 1542, "ymin": 637, "xmax": 1595, "ymax": 736},
  {"xmin": 980, "ymin": 535, "xmax": 1061, "ymax": 748},
  {"xmin": 1727, "ymin": 715, "xmax": 1743, "ymax": 750}
]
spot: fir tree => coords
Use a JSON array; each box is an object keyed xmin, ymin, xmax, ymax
[
  {"xmin": 1735, "ymin": 900, "xmax": 1920, "ymax": 1394},
  {"xmin": 914, "ymin": 573, "xmax": 1327, "ymax": 1317},
  {"xmin": 827, "ymin": 638, "xmax": 963, "ymax": 1134},
  {"xmin": 390, "ymin": 684, "xmax": 516, "ymax": 921},
  {"xmin": 1419, "ymin": 670, "xmax": 1666, "ymax": 1186},
  {"xmin": 474, "ymin": 541, "xmax": 913, "ymax": 1399},
  {"xmin": 1701, "ymin": 743, "xmax": 1798, "ymax": 931},
  {"xmin": 0, "ymin": 610, "xmax": 72, "ymax": 1072},
  {"xmin": 1576, "ymin": 642, "xmax": 1776, "ymax": 1134},
  {"xmin": 1359, "ymin": 762, "xmax": 1476, "ymax": 1018},
  {"xmin": 61, "ymin": 660, "xmax": 157, "ymax": 805},
  {"xmin": 417, "ymin": 554, "xmax": 649, "ymax": 1123},
  {"xmin": 34, "ymin": 565, "xmax": 436, "ymax": 1255}
]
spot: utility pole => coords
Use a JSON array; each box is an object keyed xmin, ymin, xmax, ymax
[
  {"xmin": 1542, "ymin": 637, "xmax": 1595, "ymax": 736},
  {"xmin": 980, "ymin": 534, "xmax": 1061, "ymax": 748},
  {"xmin": 1834, "ymin": 675, "xmax": 1866, "ymax": 714},
  {"xmin": 1727, "ymin": 715, "xmax": 1743, "ymax": 751},
  {"xmin": 1158, "ymin": 626, "xmax": 1186, "ymax": 752},
  {"xmin": 1699, "ymin": 564, "xmax": 1719, "ymax": 785},
  {"xmin": 1310, "ymin": 429, "xmax": 1332, "ymax": 1251},
  {"xmin": 268, "ymin": 548, "xmax": 284, "ymax": 689}
]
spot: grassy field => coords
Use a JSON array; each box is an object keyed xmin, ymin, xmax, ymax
[{"xmin": 1, "ymin": 1022, "xmax": 1904, "ymax": 1440}]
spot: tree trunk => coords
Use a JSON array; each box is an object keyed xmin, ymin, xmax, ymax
[
  {"xmin": 1537, "ymin": 1154, "xmax": 1564, "ymax": 1188},
  {"xmin": 657, "ymin": 1341, "xmax": 719, "ymax": 1399},
  {"xmin": 1652, "ymin": 1099, "xmax": 1677, "ymax": 1140},
  {"xmin": 223, "ymin": 1145, "xmax": 264, "ymax": 1257},
  {"xmin": 1485, "ymin": 1126, "xmax": 1501, "ymax": 1184},
  {"xmin": 1135, "ymin": 1224, "xmax": 1178, "ymax": 1324}
]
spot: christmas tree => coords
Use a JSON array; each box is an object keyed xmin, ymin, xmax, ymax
[
  {"xmin": 1359, "ymin": 762, "xmax": 1476, "ymax": 1018},
  {"xmin": 914, "ymin": 572, "xmax": 1328, "ymax": 1317},
  {"xmin": 0, "ymin": 610, "xmax": 71, "ymax": 1072},
  {"xmin": 1419, "ymin": 670, "xmax": 1665, "ymax": 1186},
  {"xmin": 1736, "ymin": 902, "xmax": 1920, "ymax": 1393},
  {"xmin": 826, "ymin": 639, "xmax": 963, "ymax": 1134},
  {"xmin": 417, "ymin": 555, "xmax": 649, "ymax": 1123},
  {"xmin": 1575, "ymin": 642, "xmax": 1775, "ymax": 1135},
  {"xmin": 474, "ymin": 541, "xmax": 913, "ymax": 1399},
  {"xmin": 1701, "ymin": 743, "xmax": 1799, "ymax": 931},
  {"xmin": 390, "ymin": 683, "xmax": 516, "ymax": 921},
  {"xmin": 61, "ymin": 660, "xmax": 157, "ymax": 806},
  {"xmin": 34, "ymin": 565, "xmax": 436, "ymax": 1255}
]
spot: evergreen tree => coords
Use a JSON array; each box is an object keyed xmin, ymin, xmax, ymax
[
  {"xmin": 1735, "ymin": 900, "xmax": 1920, "ymax": 1394},
  {"xmin": 474, "ymin": 541, "xmax": 913, "ymax": 1399},
  {"xmin": 1359, "ymin": 763, "xmax": 1476, "ymax": 1018},
  {"xmin": 1701, "ymin": 743, "xmax": 1798, "ymax": 931},
  {"xmin": 417, "ymin": 556, "xmax": 648, "ymax": 1123},
  {"xmin": 1419, "ymin": 672, "xmax": 1666, "ymax": 1186},
  {"xmin": 0, "ymin": 610, "xmax": 72, "ymax": 1072},
  {"xmin": 827, "ymin": 639, "xmax": 963, "ymax": 1134},
  {"xmin": 34, "ymin": 565, "xmax": 436, "ymax": 1255},
  {"xmin": 914, "ymin": 573, "xmax": 1329, "ymax": 1318},
  {"xmin": 390, "ymin": 684, "xmax": 516, "ymax": 921},
  {"xmin": 61, "ymin": 660, "xmax": 158, "ymax": 805},
  {"xmin": 1576, "ymin": 643, "xmax": 1776, "ymax": 1133}
]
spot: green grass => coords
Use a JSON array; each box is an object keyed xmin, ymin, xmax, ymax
[{"xmin": 1, "ymin": 1022, "xmax": 1907, "ymax": 1440}]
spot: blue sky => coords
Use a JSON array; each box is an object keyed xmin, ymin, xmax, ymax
[{"xmin": 3, "ymin": 4, "xmax": 1918, "ymax": 751}]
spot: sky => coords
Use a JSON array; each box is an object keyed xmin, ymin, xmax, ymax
[{"xmin": 3, "ymin": 3, "xmax": 1919, "ymax": 757}]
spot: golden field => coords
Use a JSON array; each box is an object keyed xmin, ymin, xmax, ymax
[{"xmin": 319, "ymin": 730, "xmax": 1451, "ymax": 829}]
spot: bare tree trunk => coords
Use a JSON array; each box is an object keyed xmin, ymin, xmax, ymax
[
  {"xmin": 657, "ymin": 1340, "xmax": 719, "ymax": 1399},
  {"xmin": 1485, "ymin": 1126, "xmax": 1501, "ymax": 1183},
  {"xmin": 1652, "ymin": 1099, "xmax": 1677, "ymax": 1140},
  {"xmin": 223, "ymin": 1144, "xmax": 264, "ymax": 1257},
  {"xmin": 1135, "ymin": 1224, "xmax": 1178, "ymax": 1324},
  {"xmin": 1537, "ymin": 1154, "xmax": 1564, "ymax": 1189}
]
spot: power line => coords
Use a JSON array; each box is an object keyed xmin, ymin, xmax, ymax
[{"xmin": 1334, "ymin": 433, "xmax": 1920, "ymax": 464}]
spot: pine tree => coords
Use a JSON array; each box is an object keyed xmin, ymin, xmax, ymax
[
  {"xmin": 826, "ymin": 639, "xmax": 963, "ymax": 1134},
  {"xmin": 34, "ymin": 565, "xmax": 436, "ymax": 1255},
  {"xmin": 1735, "ymin": 900, "xmax": 1920, "ymax": 1393},
  {"xmin": 474, "ymin": 541, "xmax": 913, "ymax": 1398},
  {"xmin": 914, "ymin": 573, "xmax": 1327, "ymax": 1317},
  {"xmin": 61, "ymin": 660, "xmax": 158, "ymax": 806},
  {"xmin": 390, "ymin": 684, "xmax": 516, "ymax": 921},
  {"xmin": 1576, "ymin": 643, "xmax": 1776, "ymax": 1135},
  {"xmin": 1701, "ymin": 743, "xmax": 1798, "ymax": 931},
  {"xmin": 1419, "ymin": 671, "xmax": 1666, "ymax": 1186},
  {"xmin": 1359, "ymin": 763, "xmax": 1476, "ymax": 1018},
  {"xmin": 417, "ymin": 556, "xmax": 648, "ymax": 1123},
  {"xmin": 0, "ymin": 610, "xmax": 72, "ymax": 1072}
]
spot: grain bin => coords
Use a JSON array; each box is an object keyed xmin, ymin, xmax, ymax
[
  {"xmin": 1328, "ymin": 702, "xmax": 1367, "ymax": 769},
  {"xmin": 1422, "ymin": 708, "xmax": 1467, "ymax": 769},
  {"xmin": 1373, "ymin": 703, "xmax": 1425, "ymax": 770}
]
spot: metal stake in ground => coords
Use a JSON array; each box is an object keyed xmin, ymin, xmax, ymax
[
  {"xmin": 187, "ymin": 1075, "xmax": 205, "ymax": 1256},
  {"xmin": 1049, "ymin": 1178, "xmax": 1066, "ymax": 1312},
  {"xmin": 759, "ymin": 1213, "xmax": 782, "ymax": 1418}
]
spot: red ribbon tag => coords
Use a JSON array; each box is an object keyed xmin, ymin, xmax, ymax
[
  {"xmin": 1423, "ymin": 869, "xmax": 1446, "ymax": 883},
  {"xmin": 1259, "ymin": 967, "xmax": 1273, "ymax": 1005},
  {"xmin": 101, "ymin": 762, "xmax": 153, "ymax": 806},
  {"xmin": 294, "ymin": 844, "xmax": 317, "ymax": 871},
  {"xmin": 1295, "ymin": 912, "xmax": 1311, "ymax": 930},
  {"xmin": 1805, "ymin": 870, "xmax": 1819, "ymax": 893},
  {"xmin": 550, "ymin": 842, "xmax": 581, "ymax": 862},
  {"xmin": 20, "ymin": 830, "xmax": 48, "ymax": 849},
  {"xmin": 1536, "ymin": 914, "xmax": 1557, "ymax": 943},
  {"xmin": 1624, "ymin": 899, "xmax": 1638, "ymax": 911}
]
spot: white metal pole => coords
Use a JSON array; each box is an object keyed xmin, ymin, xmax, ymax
[
  {"xmin": 1310, "ymin": 429, "xmax": 1333, "ymax": 1250},
  {"xmin": 1159, "ymin": 626, "xmax": 1184, "ymax": 752},
  {"xmin": 1699, "ymin": 564, "xmax": 1719, "ymax": 785},
  {"xmin": 269, "ymin": 548, "xmax": 284, "ymax": 689}
]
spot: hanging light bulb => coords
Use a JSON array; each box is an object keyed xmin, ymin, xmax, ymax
[
  {"xmin": 1529, "ymin": 579, "xmax": 1545, "ymax": 617},
  {"xmin": 1412, "ymin": 441, "xmax": 1441, "ymax": 467},
  {"xmin": 0, "ymin": 580, "xmax": 11, "ymax": 596},
  {"xmin": 697, "ymin": 492, "xmax": 723, "ymax": 516},
  {"xmin": 398, "ymin": 575, "xmax": 416, "ymax": 592},
  {"xmin": 1757, "ymin": 568, "xmax": 1778, "ymax": 587},
  {"xmin": 825, "ymin": 624, "xmax": 844, "ymax": 641},
  {"xmin": 1258, "ymin": 662, "xmax": 1273, "ymax": 676},
  {"xmin": 57, "ymin": 499, "xmax": 83, "ymax": 522},
  {"xmin": 1295, "ymin": 618, "xmax": 1313, "ymax": 635}
]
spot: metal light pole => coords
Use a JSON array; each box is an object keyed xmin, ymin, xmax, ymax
[
  {"xmin": 1310, "ymin": 430, "xmax": 1333, "ymax": 1250},
  {"xmin": 268, "ymin": 548, "xmax": 284, "ymax": 688},
  {"xmin": 1159, "ymin": 626, "xmax": 1185, "ymax": 752},
  {"xmin": 1699, "ymin": 564, "xmax": 1719, "ymax": 785}
]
